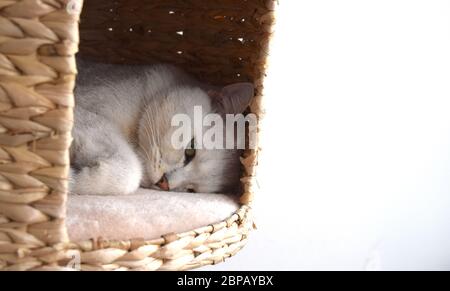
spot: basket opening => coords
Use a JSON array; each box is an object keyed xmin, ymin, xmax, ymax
[{"xmin": 67, "ymin": 0, "xmax": 268, "ymax": 241}]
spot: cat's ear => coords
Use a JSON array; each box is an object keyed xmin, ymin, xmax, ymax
[{"xmin": 209, "ymin": 83, "xmax": 254, "ymax": 114}]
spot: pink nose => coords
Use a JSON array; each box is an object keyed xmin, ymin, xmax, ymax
[{"xmin": 156, "ymin": 174, "xmax": 169, "ymax": 191}]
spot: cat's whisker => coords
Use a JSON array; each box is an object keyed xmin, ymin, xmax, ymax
[{"xmin": 138, "ymin": 143, "xmax": 152, "ymax": 161}]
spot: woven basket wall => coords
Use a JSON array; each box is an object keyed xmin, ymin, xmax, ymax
[{"xmin": 0, "ymin": 0, "xmax": 274, "ymax": 271}]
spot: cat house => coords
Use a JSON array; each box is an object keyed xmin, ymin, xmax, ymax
[{"xmin": 0, "ymin": 0, "xmax": 275, "ymax": 270}]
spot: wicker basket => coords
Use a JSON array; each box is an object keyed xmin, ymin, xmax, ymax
[{"xmin": 0, "ymin": 0, "xmax": 274, "ymax": 271}]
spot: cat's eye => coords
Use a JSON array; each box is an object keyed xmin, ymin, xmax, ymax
[
  {"xmin": 185, "ymin": 148, "xmax": 195, "ymax": 157},
  {"xmin": 184, "ymin": 138, "xmax": 196, "ymax": 165}
]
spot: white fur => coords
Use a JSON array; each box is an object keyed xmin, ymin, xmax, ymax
[{"xmin": 70, "ymin": 58, "xmax": 254, "ymax": 195}]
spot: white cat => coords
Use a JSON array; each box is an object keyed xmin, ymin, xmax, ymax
[{"xmin": 70, "ymin": 58, "xmax": 254, "ymax": 195}]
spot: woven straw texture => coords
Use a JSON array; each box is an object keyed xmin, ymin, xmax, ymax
[{"xmin": 0, "ymin": 0, "xmax": 274, "ymax": 270}]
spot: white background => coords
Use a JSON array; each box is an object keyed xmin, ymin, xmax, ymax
[{"xmin": 203, "ymin": 0, "xmax": 450, "ymax": 270}]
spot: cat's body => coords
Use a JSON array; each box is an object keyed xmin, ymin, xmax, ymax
[{"xmin": 70, "ymin": 58, "xmax": 254, "ymax": 196}]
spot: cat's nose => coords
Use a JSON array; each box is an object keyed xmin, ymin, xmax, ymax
[{"xmin": 156, "ymin": 174, "xmax": 169, "ymax": 191}]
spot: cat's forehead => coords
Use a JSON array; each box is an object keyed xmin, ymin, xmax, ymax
[{"xmin": 165, "ymin": 87, "xmax": 213, "ymax": 115}]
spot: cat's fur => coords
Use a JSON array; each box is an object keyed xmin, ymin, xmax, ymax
[{"xmin": 70, "ymin": 58, "xmax": 254, "ymax": 195}]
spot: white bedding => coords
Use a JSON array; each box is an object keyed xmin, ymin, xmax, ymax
[{"xmin": 66, "ymin": 188, "xmax": 240, "ymax": 242}]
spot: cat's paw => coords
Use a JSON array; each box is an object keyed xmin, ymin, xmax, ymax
[{"xmin": 69, "ymin": 160, "xmax": 142, "ymax": 195}]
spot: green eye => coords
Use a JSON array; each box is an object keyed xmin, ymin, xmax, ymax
[
  {"xmin": 185, "ymin": 148, "xmax": 195, "ymax": 157},
  {"xmin": 184, "ymin": 138, "xmax": 196, "ymax": 165}
]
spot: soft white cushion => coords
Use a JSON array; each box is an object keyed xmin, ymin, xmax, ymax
[{"xmin": 66, "ymin": 188, "xmax": 240, "ymax": 242}]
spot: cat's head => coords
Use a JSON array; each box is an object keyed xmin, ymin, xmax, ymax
[{"xmin": 137, "ymin": 83, "xmax": 254, "ymax": 193}]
